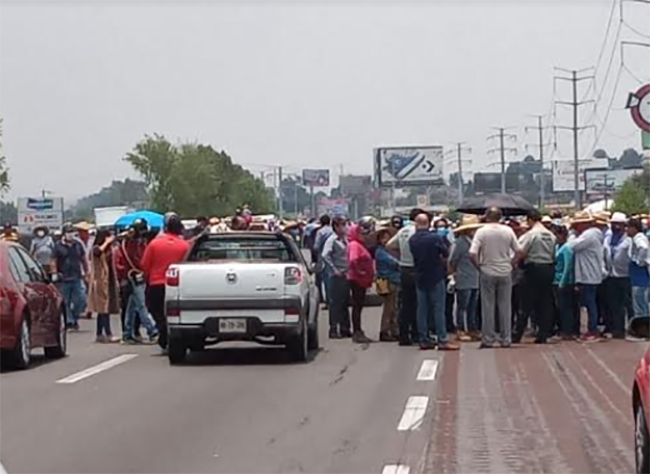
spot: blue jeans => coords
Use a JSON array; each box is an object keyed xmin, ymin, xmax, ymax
[
  {"xmin": 455, "ymin": 288, "xmax": 478, "ymax": 332},
  {"xmin": 322, "ymin": 268, "xmax": 332, "ymax": 306},
  {"xmin": 416, "ymin": 281, "xmax": 448, "ymax": 344},
  {"xmin": 631, "ymin": 286, "xmax": 649, "ymax": 319},
  {"xmin": 579, "ymin": 284, "xmax": 599, "ymax": 333},
  {"xmin": 59, "ymin": 279, "xmax": 85, "ymax": 326},
  {"xmin": 125, "ymin": 280, "xmax": 159, "ymax": 339}
]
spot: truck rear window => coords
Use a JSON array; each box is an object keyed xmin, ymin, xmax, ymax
[{"xmin": 189, "ymin": 237, "xmax": 298, "ymax": 263}]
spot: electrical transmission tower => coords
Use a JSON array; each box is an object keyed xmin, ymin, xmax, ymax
[{"xmin": 487, "ymin": 128, "xmax": 518, "ymax": 194}]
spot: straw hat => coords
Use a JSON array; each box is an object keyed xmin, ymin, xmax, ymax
[
  {"xmin": 541, "ymin": 215, "xmax": 553, "ymax": 224},
  {"xmin": 73, "ymin": 221, "xmax": 93, "ymax": 232},
  {"xmin": 571, "ymin": 210, "xmax": 595, "ymax": 225},
  {"xmin": 454, "ymin": 214, "xmax": 483, "ymax": 235},
  {"xmin": 594, "ymin": 210, "xmax": 610, "ymax": 226},
  {"xmin": 208, "ymin": 217, "xmax": 220, "ymax": 226},
  {"xmin": 610, "ymin": 212, "xmax": 628, "ymax": 224},
  {"xmin": 373, "ymin": 226, "xmax": 397, "ymax": 243}
]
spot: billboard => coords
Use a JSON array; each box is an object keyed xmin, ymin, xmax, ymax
[
  {"xmin": 17, "ymin": 197, "xmax": 64, "ymax": 234},
  {"xmin": 473, "ymin": 172, "xmax": 522, "ymax": 194},
  {"xmin": 374, "ymin": 146, "xmax": 444, "ymax": 187},
  {"xmin": 317, "ymin": 198, "xmax": 350, "ymax": 217},
  {"xmin": 552, "ymin": 160, "xmax": 588, "ymax": 192},
  {"xmin": 339, "ymin": 175, "xmax": 372, "ymax": 195},
  {"xmin": 584, "ymin": 168, "xmax": 642, "ymax": 195},
  {"xmin": 302, "ymin": 169, "xmax": 330, "ymax": 187}
]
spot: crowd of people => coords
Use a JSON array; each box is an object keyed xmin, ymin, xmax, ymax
[
  {"xmin": 2, "ymin": 203, "xmax": 648, "ymax": 353},
  {"xmin": 305, "ymin": 206, "xmax": 650, "ymax": 351}
]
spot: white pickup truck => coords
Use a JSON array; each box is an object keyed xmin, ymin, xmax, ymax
[{"xmin": 164, "ymin": 232, "xmax": 320, "ymax": 364}]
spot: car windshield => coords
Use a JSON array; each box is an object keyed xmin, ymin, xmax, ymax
[{"xmin": 190, "ymin": 237, "xmax": 297, "ymax": 263}]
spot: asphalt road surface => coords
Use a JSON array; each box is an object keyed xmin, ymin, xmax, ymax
[{"xmin": 0, "ymin": 307, "xmax": 646, "ymax": 474}]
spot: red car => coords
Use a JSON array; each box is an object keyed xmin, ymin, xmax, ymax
[
  {"xmin": 634, "ymin": 345, "xmax": 650, "ymax": 474},
  {"xmin": 0, "ymin": 241, "xmax": 67, "ymax": 369}
]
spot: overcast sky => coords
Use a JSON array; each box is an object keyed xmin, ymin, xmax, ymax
[{"xmin": 1, "ymin": 0, "xmax": 648, "ymax": 202}]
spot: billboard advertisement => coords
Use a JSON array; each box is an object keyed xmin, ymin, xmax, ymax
[
  {"xmin": 473, "ymin": 172, "xmax": 522, "ymax": 194},
  {"xmin": 302, "ymin": 169, "xmax": 330, "ymax": 187},
  {"xmin": 317, "ymin": 198, "xmax": 350, "ymax": 217},
  {"xmin": 584, "ymin": 168, "xmax": 642, "ymax": 195},
  {"xmin": 339, "ymin": 175, "xmax": 372, "ymax": 196},
  {"xmin": 17, "ymin": 197, "xmax": 64, "ymax": 234},
  {"xmin": 374, "ymin": 146, "xmax": 444, "ymax": 187},
  {"xmin": 552, "ymin": 160, "xmax": 588, "ymax": 192}
]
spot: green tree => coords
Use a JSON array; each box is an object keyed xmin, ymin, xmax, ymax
[
  {"xmin": 68, "ymin": 179, "xmax": 150, "ymax": 221},
  {"xmin": 612, "ymin": 180, "xmax": 648, "ymax": 216},
  {"xmin": 125, "ymin": 135, "xmax": 274, "ymax": 217},
  {"xmin": 0, "ymin": 200, "xmax": 17, "ymax": 224}
]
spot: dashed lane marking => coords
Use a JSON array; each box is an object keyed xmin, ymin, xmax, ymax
[
  {"xmin": 56, "ymin": 354, "xmax": 138, "ymax": 384},
  {"xmin": 416, "ymin": 359, "xmax": 438, "ymax": 381},
  {"xmin": 381, "ymin": 464, "xmax": 410, "ymax": 474},
  {"xmin": 397, "ymin": 396, "xmax": 429, "ymax": 431}
]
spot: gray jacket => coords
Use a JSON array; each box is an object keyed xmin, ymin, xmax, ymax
[
  {"xmin": 570, "ymin": 227, "xmax": 605, "ymax": 285},
  {"xmin": 604, "ymin": 232, "xmax": 631, "ymax": 278}
]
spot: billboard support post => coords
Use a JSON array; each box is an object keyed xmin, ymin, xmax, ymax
[{"xmin": 310, "ymin": 185, "xmax": 315, "ymax": 217}]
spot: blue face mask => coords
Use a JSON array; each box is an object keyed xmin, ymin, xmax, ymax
[{"xmin": 436, "ymin": 227, "xmax": 449, "ymax": 238}]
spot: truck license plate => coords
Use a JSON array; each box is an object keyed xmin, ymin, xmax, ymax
[{"xmin": 219, "ymin": 318, "xmax": 247, "ymax": 333}]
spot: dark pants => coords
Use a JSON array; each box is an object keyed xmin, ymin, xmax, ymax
[
  {"xmin": 350, "ymin": 282, "xmax": 366, "ymax": 333},
  {"xmin": 579, "ymin": 284, "xmax": 599, "ymax": 333},
  {"xmin": 445, "ymin": 283, "xmax": 455, "ymax": 333},
  {"xmin": 329, "ymin": 275, "xmax": 351, "ymax": 334},
  {"xmin": 399, "ymin": 267, "xmax": 418, "ymax": 343},
  {"xmin": 146, "ymin": 285, "xmax": 166, "ymax": 349},
  {"xmin": 517, "ymin": 264, "xmax": 555, "ymax": 341},
  {"xmin": 605, "ymin": 276, "xmax": 632, "ymax": 338},
  {"xmin": 557, "ymin": 285, "xmax": 578, "ymax": 336},
  {"xmin": 120, "ymin": 282, "xmax": 141, "ymax": 336},
  {"xmin": 96, "ymin": 313, "xmax": 112, "ymax": 337}
]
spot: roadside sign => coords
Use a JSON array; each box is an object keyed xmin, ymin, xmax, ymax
[
  {"xmin": 375, "ymin": 146, "xmax": 444, "ymax": 187},
  {"xmin": 17, "ymin": 197, "xmax": 64, "ymax": 234},
  {"xmin": 584, "ymin": 168, "xmax": 642, "ymax": 195},
  {"xmin": 302, "ymin": 169, "xmax": 330, "ymax": 187},
  {"xmin": 627, "ymin": 84, "xmax": 650, "ymax": 133}
]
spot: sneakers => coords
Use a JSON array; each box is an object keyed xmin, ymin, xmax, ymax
[
  {"xmin": 419, "ymin": 341, "xmax": 436, "ymax": 351},
  {"xmin": 339, "ymin": 329, "xmax": 353, "ymax": 339},
  {"xmin": 438, "ymin": 342, "xmax": 460, "ymax": 351},
  {"xmin": 379, "ymin": 332, "xmax": 398, "ymax": 342},
  {"xmin": 95, "ymin": 335, "xmax": 107, "ymax": 343},
  {"xmin": 398, "ymin": 338, "xmax": 414, "ymax": 347},
  {"xmin": 148, "ymin": 334, "xmax": 160, "ymax": 345},
  {"xmin": 104, "ymin": 336, "xmax": 120, "ymax": 344},
  {"xmin": 479, "ymin": 342, "xmax": 495, "ymax": 349},
  {"xmin": 121, "ymin": 337, "xmax": 139, "ymax": 345},
  {"xmin": 352, "ymin": 331, "xmax": 372, "ymax": 344},
  {"xmin": 329, "ymin": 329, "xmax": 341, "ymax": 339},
  {"xmin": 456, "ymin": 331, "xmax": 472, "ymax": 342},
  {"xmin": 580, "ymin": 332, "xmax": 601, "ymax": 343}
]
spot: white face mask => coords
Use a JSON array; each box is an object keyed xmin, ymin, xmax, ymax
[
  {"xmin": 36, "ymin": 231, "xmax": 45, "ymax": 238},
  {"xmin": 64, "ymin": 232, "xmax": 76, "ymax": 241}
]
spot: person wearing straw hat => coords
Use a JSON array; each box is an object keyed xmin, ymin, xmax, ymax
[
  {"xmin": 569, "ymin": 210, "xmax": 605, "ymax": 343},
  {"xmin": 375, "ymin": 227, "xmax": 400, "ymax": 342},
  {"xmin": 603, "ymin": 212, "xmax": 633, "ymax": 339},
  {"xmin": 449, "ymin": 215, "xmax": 482, "ymax": 342}
]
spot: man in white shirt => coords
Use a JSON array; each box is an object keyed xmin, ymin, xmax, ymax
[
  {"xmin": 387, "ymin": 208, "xmax": 423, "ymax": 346},
  {"xmin": 470, "ymin": 207, "xmax": 524, "ymax": 348}
]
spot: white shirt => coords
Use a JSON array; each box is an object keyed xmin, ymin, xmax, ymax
[
  {"xmin": 387, "ymin": 225, "xmax": 417, "ymax": 267},
  {"xmin": 469, "ymin": 223, "xmax": 521, "ymax": 277}
]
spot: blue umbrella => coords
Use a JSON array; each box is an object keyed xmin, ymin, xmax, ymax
[{"xmin": 115, "ymin": 210, "xmax": 164, "ymax": 230}]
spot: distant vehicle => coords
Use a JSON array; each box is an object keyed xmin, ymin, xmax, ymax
[
  {"xmin": 633, "ymin": 345, "xmax": 650, "ymax": 474},
  {"xmin": 0, "ymin": 242, "xmax": 66, "ymax": 369},
  {"xmin": 165, "ymin": 232, "xmax": 320, "ymax": 364}
]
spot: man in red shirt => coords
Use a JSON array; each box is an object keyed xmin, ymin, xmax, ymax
[{"xmin": 141, "ymin": 213, "xmax": 190, "ymax": 350}]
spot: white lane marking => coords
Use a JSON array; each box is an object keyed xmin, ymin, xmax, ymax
[
  {"xmin": 397, "ymin": 396, "xmax": 429, "ymax": 431},
  {"xmin": 0, "ymin": 460, "xmax": 7, "ymax": 474},
  {"xmin": 56, "ymin": 354, "xmax": 138, "ymax": 384},
  {"xmin": 416, "ymin": 359, "xmax": 438, "ymax": 381},
  {"xmin": 381, "ymin": 465, "xmax": 410, "ymax": 474}
]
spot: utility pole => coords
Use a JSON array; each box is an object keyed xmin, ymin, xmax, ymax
[
  {"xmin": 445, "ymin": 143, "xmax": 472, "ymax": 203},
  {"xmin": 277, "ymin": 166, "xmax": 284, "ymax": 220},
  {"xmin": 525, "ymin": 115, "xmax": 552, "ymax": 207},
  {"xmin": 554, "ymin": 67, "xmax": 595, "ymax": 209},
  {"xmin": 487, "ymin": 128, "xmax": 517, "ymax": 194}
]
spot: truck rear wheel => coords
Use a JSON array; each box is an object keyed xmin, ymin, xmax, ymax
[
  {"xmin": 287, "ymin": 319, "xmax": 308, "ymax": 363},
  {"xmin": 168, "ymin": 338, "xmax": 187, "ymax": 365}
]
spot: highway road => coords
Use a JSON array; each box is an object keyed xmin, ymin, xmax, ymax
[{"xmin": 0, "ymin": 307, "xmax": 646, "ymax": 474}]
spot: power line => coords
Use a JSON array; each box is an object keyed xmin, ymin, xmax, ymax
[
  {"xmin": 487, "ymin": 128, "xmax": 517, "ymax": 194},
  {"xmin": 589, "ymin": 63, "xmax": 624, "ymax": 156},
  {"xmin": 622, "ymin": 19, "xmax": 650, "ymax": 39}
]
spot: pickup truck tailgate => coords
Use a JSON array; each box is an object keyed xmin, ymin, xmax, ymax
[{"xmin": 178, "ymin": 264, "xmax": 284, "ymax": 300}]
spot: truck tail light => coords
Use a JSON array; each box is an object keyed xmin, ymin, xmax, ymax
[
  {"xmin": 284, "ymin": 267, "xmax": 302, "ymax": 285},
  {"xmin": 167, "ymin": 306, "xmax": 180, "ymax": 317},
  {"xmin": 284, "ymin": 307, "xmax": 300, "ymax": 323},
  {"xmin": 166, "ymin": 267, "xmax": 180, "ymax": 287}
]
